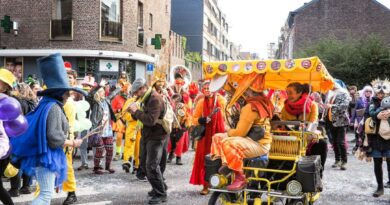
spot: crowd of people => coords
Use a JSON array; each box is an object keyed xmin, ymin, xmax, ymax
[{"xmin": 0, "ymin": 52, "xmax": 389, "ymax": 205}]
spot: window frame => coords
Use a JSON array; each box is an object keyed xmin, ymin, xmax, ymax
[{"xmin": 99, "ymin": 0, "xmax": 123, "ymax": 43}]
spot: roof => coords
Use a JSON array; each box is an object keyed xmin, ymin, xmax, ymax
[{"xmin": 287, "ymin": 0, "xmax": 320, "ymax": 28}]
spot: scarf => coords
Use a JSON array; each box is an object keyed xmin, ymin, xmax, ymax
[
  {"xmin": 246, "ymin": 95, "xmax": 274, "ymax": 118},
  {"xmin": 202, "ymin": 95, "xmax": 225, "ymax": 140},
  {"xmin": 10, "ymin": 97, "xmax": 67, "ymax": 186},
  {"xmin": 284, "ymin": 93, "xmax": 312, "ymax": 116}
]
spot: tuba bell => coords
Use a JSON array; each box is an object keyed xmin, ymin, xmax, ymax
[{"xmin": 169, "ymin": 65, "xmax": 192, "ymax": 90}]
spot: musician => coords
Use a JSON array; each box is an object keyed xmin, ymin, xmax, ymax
[
  {"xmin": 190, "ymin": 81, "xmax": 226, "ymax": 195},
  {"xmin": 111, "ymin": 79, "xmax": 130, "ymax": 161},
  {"xmin": 121, "ymin": 95, "xmax": 142, "ymax": 174},
  {"xmin": 167, "ymin": 73, "xmax": 192, "ymax": 165}
]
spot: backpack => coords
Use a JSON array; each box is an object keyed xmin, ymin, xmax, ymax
[
  {"xmin": 379, "ymin": 119, "xmax": 390, "ymax": 140},
  {"xmin": 157, "ymin": 96, "xmax": 175, "ymax": 134}
]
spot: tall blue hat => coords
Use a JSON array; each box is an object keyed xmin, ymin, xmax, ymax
[{"xmin": 37, "ymin": 53, "xmax": 87, "ymax": 96}]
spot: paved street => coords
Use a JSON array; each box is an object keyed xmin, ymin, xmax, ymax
[{"xmin": 4, "ymin": 133, "xmax": 389, "ymax": 205}]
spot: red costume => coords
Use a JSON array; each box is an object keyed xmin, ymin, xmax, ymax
[{"xmin": 190, "ymin": 94, "xmax": 226, "ymax": 185}]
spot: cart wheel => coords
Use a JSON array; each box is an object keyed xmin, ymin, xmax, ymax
[
  {"xmin": 208, "ymin": 192, "xmax": 232, "ymax": 205},
  {"xmin": 286, "ymin": 199, "xmax": 305, "ymax": 205}
]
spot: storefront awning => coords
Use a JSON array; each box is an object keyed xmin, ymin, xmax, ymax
[{"xmin": 0, "ymin": 49, "xmax": 155, "ymax": 63}]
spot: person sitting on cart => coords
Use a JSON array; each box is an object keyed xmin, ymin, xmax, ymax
[
  {"xmin": 210, "ymin": 75, "xmax": 274, "ymax": 191},
  {"xmin": 280, "ymin": 82, "xmax": 327, "ymax": 177}
]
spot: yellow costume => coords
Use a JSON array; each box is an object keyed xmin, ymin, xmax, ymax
[
  {"xmin": 121, "ymin": 97, "xmax": 142, "ymax": 168},
  {"xmin": 62, "ymin": 97, "xmax": 77, "ymax": 192}
]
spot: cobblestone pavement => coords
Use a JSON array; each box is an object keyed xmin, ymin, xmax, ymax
[{"xmin": 7, "ymin": 133, "xmax": 390, "ymax": 205}]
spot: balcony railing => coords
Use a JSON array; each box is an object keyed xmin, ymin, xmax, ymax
[
  {"xmin": 101, "ymin": 20, "xmax": 122, "ymax": 41},
  {"xmin": 50, "ymin": 19, "xmax": 73, "ymax": 40}
]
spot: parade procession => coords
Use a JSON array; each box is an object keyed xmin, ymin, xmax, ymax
[{"xmin": 0, "ymin": 0, "xmax": 390, "ymax": 205}]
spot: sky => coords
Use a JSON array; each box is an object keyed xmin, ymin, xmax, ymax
[{"xmin": 218, "ymin": 0, "xmax": 390, "ymax": 58}]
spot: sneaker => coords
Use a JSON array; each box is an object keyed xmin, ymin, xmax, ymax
[
  {"xmin": 93, "ymin": 167, "xmax": 104, "ymax": 175},
  {"xmin": 331, "ymin": 161, "xmax": 341, "ymax": 168},
  {"xmin": 148, "ymin": 195, "xmax": 167, "ymax": 204},
  {"xmin": 8, "ymin": 189, "xmax": 19, "ymax": 197},
  {"xmin": 136, "ymin": 174, "xmax": 148, "ymax": 182},
  {"xmin": 148, "ymin": 190, "xmax": 156, "ymax": 197},
  {"xmin": 373, "ymin": 187, "xmax": 384, "ymax": 197},
  {"xmin": 385, "ymin": 181, "xmax": 390, "ymax": 188},
  {"xmin": 77, "ymin": 164, "xmax": 89, "ymax": 171},
  {"xmin": 113, "ymin": 153, "xmax": 121, "ymax": 161},
  {"xmin": 340, "ymin": 162, "xmax": 347, "ymax": 170},
  {"xmin": 19, "ymin": 186, "xmax": 31, "ymax": 195}
]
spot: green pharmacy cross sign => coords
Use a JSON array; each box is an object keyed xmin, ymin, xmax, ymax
[
  {"xmin": 106, "ymin": 62, "xmax": 112, "ymax": 70},
  {"xmin": 151, "ymin": 34, "xmax": 162, "ymax": 50},
  {"xmin": 0, "ymin": 15, "xmax": 13, "ymax": 33}
]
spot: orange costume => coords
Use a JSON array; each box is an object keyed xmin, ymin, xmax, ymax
[{"xmin": 211, "ymin": 95, "xmax": 274, "ymax": 172}]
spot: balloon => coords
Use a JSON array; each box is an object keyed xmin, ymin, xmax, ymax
[
  {"xmin": 80, "ymin": 100, "xmax": 90, "ymax": 111},
  {"xmin": 3, "ymin": 115, "xmax": 28, "ymax": 137},
  {"xmin": 79, "ymin": 118, "xmax": 92, "ymax": 131},
  {"xmin": 73, "ymin": 122, "xmax": 81, "ymax": 133},
  {"xmin": 76, "ymin": 100, "xmax": 90, "ymax": 112},
  {"xmin": 0, "ymin": 96, "xmax": 22, "ymax": 121},
  {"xmin": 77, "ymin": 111, "xmax": 86, "ymax": 119}
]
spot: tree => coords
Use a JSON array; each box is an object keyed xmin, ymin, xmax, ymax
[{"xmin": 296, "ymin": 35, "xmax": 390, "ymax": 88}]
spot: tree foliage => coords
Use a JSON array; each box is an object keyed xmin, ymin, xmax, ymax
[{"xmin": 296, "ymin": 35, "xmax": 390, "ymax": 88}]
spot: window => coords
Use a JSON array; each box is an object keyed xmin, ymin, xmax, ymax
[
  {"xmin": 51, "ymin": 0, "xmax": 73, "ymax": 40},
  {"xmin": 149, "ymin": 13, "xmax": 153, "ymax": 30},
  {"xmin": 137, "ymin": 1, "xmax": 143, "ymax": 27},
  {"xmin": 101, "ymin": 0, "xmax": 122, "ymax": 40},
  {"xmin": 137, "ymin": 1, "xmax": 144, "ymax": 46}
]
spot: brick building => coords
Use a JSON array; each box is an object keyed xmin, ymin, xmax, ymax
[
  {"xmin": 277, "ymin": 0, "xmax": 390, "ymax": 59},
  {"xmin": 0, "ymin": 0, "xmax": 184, "ymax": 83}
]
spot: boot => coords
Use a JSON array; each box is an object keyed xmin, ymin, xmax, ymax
[
  {"xmin": 331, "ymin": 161, "xmax": 341, "ymax": 168},
  {"xmin": 176, "ymin": 157, "xmax": 183, "ymax": 165},
  {"xmin": 167, "ymin": 152, "xmax": 174, "ymax": 163},
  {"xmin": 385, "ymin": 181, "xmax": 390, "ymax": 188},
  {"xmin": 340, "ymin": 162, "xmax": 347, "ymax": 171},
  {"xmin": 200, "ymin": 184, "xmax": 209, "ymax": 195},
  {"xmin": 373, "ymin": 187, "xmax": 384, "ymax": 197},
  {"xmin": 122, "ymin": 162, "xmax": 130, "ymax": 173},
  {"xmin": 63, "ymin": 192, "xmax": 77, "ymax": 205},
  {"xmin": 227, "ymin": 171, "xmax": 247, "ymax": 191},
  {"xmin": 106, "ymin": 165, "xmax": 115, "ymax": 174}
]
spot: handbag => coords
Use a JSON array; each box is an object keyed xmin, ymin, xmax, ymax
[
  {"xmin": 379, "ymin": 119, "xmax": 390, "ymax": 140},
  {"xmin": 247, "ymin": 126, "xmax": 265, "ymax": 141},
  {"xmin": 364, "ymin": 117, "xmax": 376, "ymax": 135},
  {"xmin": 192, "ymin": 97, "xmax": 220, "ymax": 141}
]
